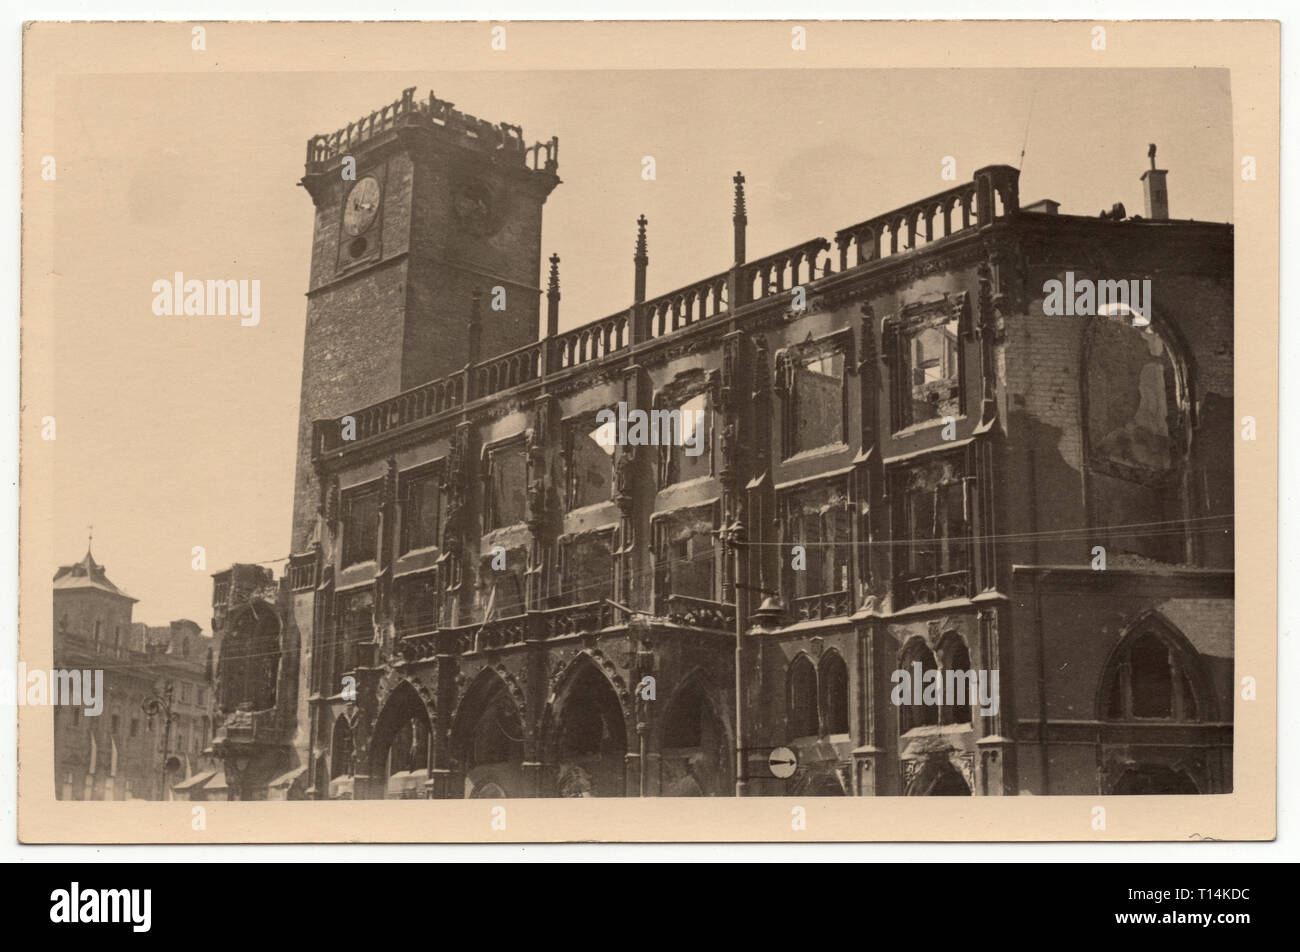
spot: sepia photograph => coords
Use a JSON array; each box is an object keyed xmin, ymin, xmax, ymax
[{"xmin": 16, "ymin": 19, "xmax": 1278, "ymax": 844}]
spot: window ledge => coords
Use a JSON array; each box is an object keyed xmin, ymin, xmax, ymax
[
  {"xmin": 781, "ymin": 442, "xmax": 850, "ymax": 465},
  {"xmin": 891, "ymin": 414, "xmax": 966, "ymax": 439},
  {"xmin": 657, "ymin": 474, "xmax": 716, "ymax": 496}
]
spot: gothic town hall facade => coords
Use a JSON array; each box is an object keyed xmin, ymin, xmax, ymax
[{"xmin": 208, "ymin": 88, "xmax": 1233, "ymax": 799}]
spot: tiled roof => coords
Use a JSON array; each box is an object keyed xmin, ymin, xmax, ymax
[{"xmin": 51, "ymin": 549, "xmax": 137, "ymax": 602}]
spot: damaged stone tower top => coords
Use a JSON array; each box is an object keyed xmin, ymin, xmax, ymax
[{"xmin": 291, "ymin": 88, "xmax": 561, "ymax": 553}]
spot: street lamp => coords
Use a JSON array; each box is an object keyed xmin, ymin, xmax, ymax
[{"xmin": 141, "ymin": 683, "xmax": 178, "ymax": 801}]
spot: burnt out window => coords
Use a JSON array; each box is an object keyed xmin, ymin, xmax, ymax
[
  {"xmin": 937, "ymin": 632, "xmax": 973, "ymax": 726},
  {"xmin": 789, "ymin": 351, "xmax": 846, "ymax": 454},
  {"xmin": 1103, "ymin": 622, "xmax": 1201, "ymax": 722},
  {"xmin": 394, "ymin": 572, "xmax": 438, "ymax": 636},
  {"xmin": 658, "ymin": 392, "xmax": 712, "ymax": 487},
  {"xmin": 566, "ymin": 411, "xmax": 616, "ymax": 510},
  {"xmin": 341, "ymin": 486, "xmax": 380, "ymax": 567},
  {"xmin": 787, "ymin": 655, "xmax": 819, "ymax": 738},
  {"xmin": 904, "ymin": 482, "xmax": 968, "ymax": 577},
  {"xmin": 782, "ymin": 482, "xmax": 853, "ymax": 600},
  {"xmin": 483, "ymin": 547, "xmax": 528, "ymax": 619},
  {"xmin": 1084, "ymin": 320, "xmax": 1189, "ymax": 563},
  {"xmin": 335, "ymin": 588, "xmax": 374, "ymax": 675},
  {"xmin": 885, "ymin": 302, "xmax": 963, "ymax": 432},
  {"xmin": 400, "ymin": 468, "xmax": 441, "ymax": 554},
  {"xmin": 891, "ymin": 459, "xmax": 972, "ymax": 608},
  {"xmin": 653, "ymin": 507, "xmax": 717, "ymax": 608},
  {"xmin": 559, "ymin": 532, "xmax": 613, "ymax": 606},
  {"xmin": 486, "ymin": 442, "xmax": 528, "ymax": 530},
  {"xmin": 898, "ymin": 639, "xmax": 939, "ymax": 733},
  {"xmin": 819, "ymin": 652, "xmax": 850, "ymax": 735},
  {"xmin": 217, "ymin": 603, "xmax": 280, "ymax": 713}
]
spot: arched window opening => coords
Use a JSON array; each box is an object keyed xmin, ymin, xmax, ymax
[
  {"xmin": 1113, "ymin": 764, "xmax": 1200, "ymax": 795},
  {"xmin": 787, "ymin": 655, "xmax": 819, "ymax": 738},
  {"xmin": 553, "ymin": 662, "xmax": 627, "ymax": 798},
  {"xmin": 937, "ymin": 632, "xmax": 973, "ymax": 726},
  {"xmin": 898, "ymin": 640, "xmax": 940, "ymax": 733},
  {"xmin": 905, "ymin": 758, "xmax": 972, "ymax": 796},
  {"xmin": 819, "ymin": 653, "xmax": 849, "ymax": 735},
  {"xmin": 469, "ymin": 688, "xmax": 525, "ymax": 770},
  {"xmin": 217, "ymin": 602, "xmax": 280, "ymax": 714},
  {"xmin": 330, "ymin": 717, "xmax": 353, "ymax": 779},
  {"xmin": 660, "ymin": 679, "xmax": 730, "ymax": 796},
  {"xmin": 1100, "ymin": 617, "xmax": 1203, "ymax": 722},
  {"xmin": 368, "ymin": 682, "xmax": 431, "ymax": 799}
]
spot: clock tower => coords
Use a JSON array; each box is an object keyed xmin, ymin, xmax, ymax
[{"xmin": 291, "ymin": 88, "xmax": 560, "ymax": 551}]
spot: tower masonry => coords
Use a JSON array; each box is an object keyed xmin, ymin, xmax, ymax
[{"xmin": 293, "ymin": 88, "xmax": 560, "ymax": 551}]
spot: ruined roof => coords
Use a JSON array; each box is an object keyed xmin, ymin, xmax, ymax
[{"xmin": 52, "ymin": 549, "xmax": 137, "ymax": 602}]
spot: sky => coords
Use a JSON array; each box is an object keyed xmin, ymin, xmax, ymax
[{"xmin": 44, "ymin": 67, "xmax": 1233, "ymax": 627}]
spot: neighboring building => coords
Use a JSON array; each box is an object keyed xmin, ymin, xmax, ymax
[
  {"xmin": 209, "ymin": 88, "xmax": 1233, "ymax": 799},
  {"xmin": 53, "ymin": 549, "xmax": 217, "ymax": 799}
]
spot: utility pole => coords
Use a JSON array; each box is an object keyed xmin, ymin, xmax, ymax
[
  {"xmin": 721, "ymin": 517, "xmax": 749, "ymax": 796},
  {"xmin": 141, "ymin": 682, "xmax": 176, "ymax": 801}
]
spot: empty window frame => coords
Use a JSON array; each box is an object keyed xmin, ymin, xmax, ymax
[
  {"xmin": 341, "ymin": 485, "xmax": 381, "ymax": 567},
  {"xmin": 884, "ymin": 298, "xmax": 965, "ymax": 432},
  {"xmin": 652, "ymin": 506, "xmax": 718, "ymax": 607},
  {"xmin": 559, "ymin": 532, "xmax": 614, "ymax": 606},
  {"xmin": 565, "ymin": 411, "xmax": 616, "ymax": 510},
  {"xmin": 782, "ymin": 480, "xmax": 853, "ymax": 600},
  {"xmin": 485, "ymin": 442, "xmax": 528, "ymax": 530},
  {"xmin": 786, "ymin": 351, "xmax": 847, "ymax": 455},
  {"xmin": 400, "ymin": 467, "xmax": 441, "ymax": 554},
  {"xmin": 658, "ymin": 391, "xmax": 713, "ymax": 487}
]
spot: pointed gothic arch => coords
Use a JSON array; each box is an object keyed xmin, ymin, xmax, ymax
[
  {"xmin": 658, "ymin": 668, "xmax": 733, "ymax": 797},
  {"xmin": 542, "ymin": 652, "xmax": 632, "ymax": 797},
  {"xmin": 786, "ymin": 653, "xmax": 819, "ymax": 738},
  {"xmin": 897, "ymin": 636, "xmax": 939, "ymax": 733},
  {"xmin": 1096, "ymin": 610, "xmax": 1211, "ymax": 722},
  {"xmin": 217, "ymin": 600, "xmax": 281, "ymax": 714},
  {"xmin": 367, "ymin": 680, "xmax": 431, "ymax": 798},
  {"xmin": 818, "ymin": 650, "xmax": 850, "ymax": 735},
  {"xmin": 451, "ymin": 666, "xmax": 528, "ymax": 797},
  {"xmin": 330, "ymin": 713, "xmax": 354, "ymax": 779}
]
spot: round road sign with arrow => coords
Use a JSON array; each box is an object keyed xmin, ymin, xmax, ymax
[{"xmin": 768, "ymin": 746, "xmax": 798, "ymax": 779}]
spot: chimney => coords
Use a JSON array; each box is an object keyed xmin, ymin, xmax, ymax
[{"xmin": 1141, "ymin": 143, "xmax": 1169, "ymax": 220}]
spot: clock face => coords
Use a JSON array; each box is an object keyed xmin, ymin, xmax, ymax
[{"xmin": 343, "ymin": 177, "xmax": 381, "ymax": 237}]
